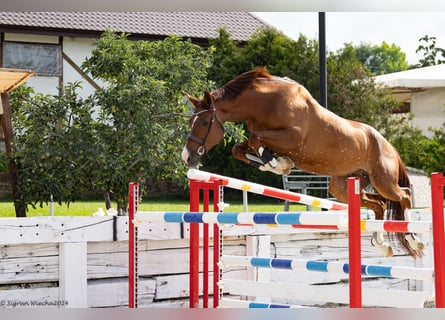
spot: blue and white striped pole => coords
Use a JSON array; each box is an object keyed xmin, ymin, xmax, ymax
[{"xmin": 219, "ymin": 255, "xmax": 434, "ymax": 282}]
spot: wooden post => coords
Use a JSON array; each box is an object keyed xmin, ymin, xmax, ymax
[
  {"xmin": 0, "ymin": 93, "xmax": 25, "ymax": 217},
  {"xmin": 0, "ymin": 68, "xmax": 34, "ymax": 217},
  {"xmin": 59, "ymin": 242, "xmax": 88, "ymax": 307}
]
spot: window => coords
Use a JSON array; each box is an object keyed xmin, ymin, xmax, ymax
[{"xmin": 2, "ymin": 41, "xmax": 62, "ymax": 76}]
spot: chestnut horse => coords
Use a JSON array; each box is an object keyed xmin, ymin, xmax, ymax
[{"xmin": 182, "ymin": 68, "xmax": 424, "ymax": 258}]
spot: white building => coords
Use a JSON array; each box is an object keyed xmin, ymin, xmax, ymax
[
  {"xmin": 375, "ymin": 64, "xmax": 445, "ymax": 137},
  {"xmin": 0, "ymin": 12, "xmax": 267, "ymax": 98}
]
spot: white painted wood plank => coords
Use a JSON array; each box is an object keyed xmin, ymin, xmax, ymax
[
  {"xmin": 86, "ymin": 235, "xmax": 248, "ymax": 255},
  {"xmin": 0, "ymin": 279, "xmax": 156, "ymax": 308},
  {"xmin": 88, "ymin": 278, "xmax": 156, "ymax": 307},
  {"xmin": 0, "ymin": 243, "xmax": 58, "ymax": 258},
  {"xmin": 0, "ymin": 287, "xmax": 59, "ymax": 308},
  {"xmin": 0, "ymin": 216, "xmax": 182, "ymax": 244},
  {"xmin": 59, "ymin": 242, "xmax": 87, "ymax": 307},
  {"xmin": 88, "ymin": 241, "xmax": 246, "ymax": 279},
  {"xmin": 0, "ymin": 255, "xmax": 59, "ymax": 283},
  {"xmin": 223, "ymin": 279, "xmax": 432, "ymax": 308},
  {"xmin": 0, "ymin": 238, "xmax": 247, "ymax": 283},
  {"xmin": 155, "ymin": 269, "xmax": 246, "ymax": 300},
  {"xmin": 0, "ymin": 217, "xmax": 124, "ymax": 244}
]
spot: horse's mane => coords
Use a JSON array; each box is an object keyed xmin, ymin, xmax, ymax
[{"xmin": 214, "ymin": 67, "xmax": 272, "ymax": 100}]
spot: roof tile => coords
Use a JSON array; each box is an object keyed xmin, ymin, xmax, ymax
[{"xmin": 0, "ymin": 12, "xmax": 267, "ymax": 41}]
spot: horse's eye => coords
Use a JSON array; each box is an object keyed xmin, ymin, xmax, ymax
[{"xmin": 201, "ymin": 120, "xmax": 209, "ymax": 126}]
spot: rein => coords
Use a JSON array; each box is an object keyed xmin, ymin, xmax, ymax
[{"xmin": 187, "ymin": 105, "xmax": 224, "ymax": 156}]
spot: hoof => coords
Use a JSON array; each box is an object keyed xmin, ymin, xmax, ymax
[
  {"xmin": 276, "ymin": 156, "xmax": 294, "ymax": 174},
  {"xmin": 371, "ymin": 237, "xmax": 394, "ymax": 257},
  {"xmin": 259, "ymin": 163, "xmax": 284, "ymax": 175},
  {"xmin": 405, "ymin": 233, "xmax": 425, "ymax": 252}
]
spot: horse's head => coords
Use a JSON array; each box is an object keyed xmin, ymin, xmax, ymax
[{"xmin": 182, "ymin": 91, "xmax": 225, "ymax": 168}]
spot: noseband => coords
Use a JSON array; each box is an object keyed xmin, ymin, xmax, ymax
[{"xmin": 187, "ymin": 105, "xmax": 224, "ymax": 156}]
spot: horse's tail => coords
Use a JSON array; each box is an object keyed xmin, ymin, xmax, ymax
[{"xmin": 386, "ymin": 155, "xmax": 419, "ymax": 257}]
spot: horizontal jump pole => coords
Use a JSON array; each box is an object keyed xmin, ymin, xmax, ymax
[
  {"xmin": 134, "ymin": 211, "xmax": 348, "ymax": 228},
  {"xmin": 134, "ymin": 211, "xmax": 432, "ymax": 234},
  {"xmin": 187, "ymin": 169, "xmax": 347, "ymax": 210},
  {"xmin": 219, "ymin": 255, "xmax": 434, "ymax": 282},
  {"xmin": 360, "ymin": 220, "xmax": 431, "ymax": 234},
  {"xmin": 219, "ymin": 298, "xmax": 295, "ymax": 308},
  {"xmin": 221, "ymin": 279, "xmax": 432, "ymax": 308}
]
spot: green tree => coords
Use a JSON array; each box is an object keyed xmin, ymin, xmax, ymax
[
  {"xmin": 207, "ymin": 28, "xmax": 241, "ymax": 87},
  {"xmin": 82, "ymin": 30, "xmax": 213, "ymax": 211},
  {"xmin": 10, "ymin": 30, "xmax": 213, "ymax": 213},
  {"xmin": 10, "ymin": 82, "xmax": 95, "ymax": 212},
  {"xmin": 419, "ymin": 125, "xmax": 445, "ymax": 174},
  {"xmin": 388, "ymin": 120, "xmax": 445, "ymax": 176},
  {"xmin": 210, "ymin": 27, "xmax": 320, "ymax": 97},
  {"xmin": 416, "ymin": 35, "xmax": 445, "ymax": 67},
  {"xmin": 354, "ymin": 41, "xmax": 409, "ymax": 74},
  {"xmin": 327, "ymin": 44, "xmax": 402, "ymax": 130}
]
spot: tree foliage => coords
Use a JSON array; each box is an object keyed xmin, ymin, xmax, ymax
[
  {"xmin": 354, "ymin": 41, "xmax": 409, "ymax": 74},
  {"xmin": 81, "ymin": 30, "xmax": 213, "ymax": 210},
  {"xmin": 10, "ymin": 30, "xmax": 213, "ymax": 213},
  {"xmin": 327, "ymin": 44, "xmax": 403, "ymax": 130},
  {"xmin": 10, "ymin": 82, "xmax": 95, "ymax": 212},
  {"xmin": 416, "ymin": 35, "xmax": 445, "ymax": 67}
]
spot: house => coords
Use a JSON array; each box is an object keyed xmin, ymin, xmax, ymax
[
  {"xmin": 375, "ymin": 64, "xmax": 445, "ymax": 137},
  {"xmin": 0, "ymin": 12, "xmax": 267, "ymax": 97},
  {"xmin": 0, "ymin": 12, "xmax": 268, "ymax": 202}
]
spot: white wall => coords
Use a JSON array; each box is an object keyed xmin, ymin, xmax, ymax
[
  {"xmin": 62, "ymin": 36, "xmax": 105, "ymax": 99},
  {"xmin": 411, "ymin": 87, "xmax": 445, "ymax": 137}
]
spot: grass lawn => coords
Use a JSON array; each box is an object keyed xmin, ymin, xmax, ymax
[{"xmin": 0, "ymin": 199, "xmax": 307, "ymax": 217}]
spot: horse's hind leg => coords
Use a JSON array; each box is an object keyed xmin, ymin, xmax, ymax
[
  {"xmin": 400, "ymin": 187, "xmax": 425, "ymax": 253},
  {"xmin": 329, "ymin": 174, "xmax": 394, "ymax": 257},
  {"xmin": 370, "ymin": 168, "xmax": 424, "ymax": 256}
]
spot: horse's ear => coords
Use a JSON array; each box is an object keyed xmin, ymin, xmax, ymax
[
  {"xmin": 186, "ymin": 93, "xmax": 200, "ymax": 109},
  {"xmin": 203, "ymin": 91, "xmax": 213, "ymax": 109}
]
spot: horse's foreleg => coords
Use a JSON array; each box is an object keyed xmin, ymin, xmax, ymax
[
  {"xmin": 247, "ymin": 130, "xmax": 297, "ymax": 175},
  {"xmin": 232, "ymin": 141, "xmax": 263, "ymax": 168},
  {"xmin": 232, "ymin": 141, "xmax": 289, "ymax": 173}
]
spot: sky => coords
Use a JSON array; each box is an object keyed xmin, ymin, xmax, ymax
[{"xmin": 253, "ymin": 12, "xmax": 445, "ymax": 65}]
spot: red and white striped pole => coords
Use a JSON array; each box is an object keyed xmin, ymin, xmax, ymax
[{"xmin": 188, "ymin": 169, "xmax": 347, "ymax": 211}]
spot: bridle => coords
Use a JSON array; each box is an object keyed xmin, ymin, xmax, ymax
[{"xmin": 187, "ymin": 105, "xmax": 224, "ymax": 156}]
